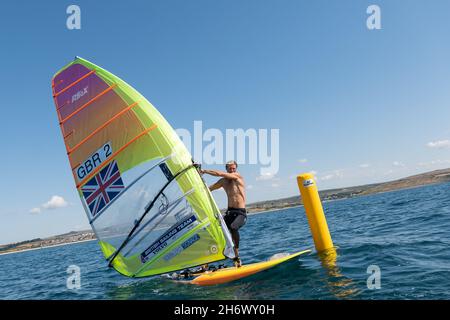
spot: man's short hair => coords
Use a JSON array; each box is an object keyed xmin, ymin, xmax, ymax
[{"xmin": 225, "ymin": 160, "xmax": 238, "ymax": 168}]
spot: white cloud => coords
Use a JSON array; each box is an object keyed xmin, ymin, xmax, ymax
[
  {"xmin": 42, "ymin": 196, "xmax": 69, "ymax": 210},
  {"xmin": 418, "ymin": 159, "xmax": 450, "ymax": 167},
  {"xmin": 319, "ymin": 170, "xmax": 344, "ymax": 181},
  {"xmin": 256, "ymin": 173, "xmax": 275, "ymax": 181},
  {"xmin": 359, "ymin": 163, "xmax": 370, "ymax": 168},
  {"xmin": 247, "ymin": 185, "xmax": 254, "ymax": 190},
  {"xmin": 289, "ymin": 170, "xmax": 317, "ymax": 180},
  {"xmin": 392, "ymin": 161, "xmax": 405, "ymax": 167},
  {"xmin": 29, "ymin": 195, "xmax": 68, "ymax": 214},
  {"xmin": 29, "ymin": 208, "xmax": 41, "ymax": 214},
  {"xmin": 310, "ymin": 171, "xmax": 319, "ymax": 181},
  {"xmin": 271, "ymin": 183, "xmax": 280, "ymax": 188},
  {"xmin": 427, "ymin": 140, "xmax": 450, "ymax": 149}
]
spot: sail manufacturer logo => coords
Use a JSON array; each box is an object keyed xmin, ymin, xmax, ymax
[{"xmin": 72, "ymin": 86, "xmax": 88, "ymax": 103}]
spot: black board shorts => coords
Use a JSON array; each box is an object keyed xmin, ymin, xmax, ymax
[{"xmin": 224, "ymin": 208, "xmax": 247, "ymax": 231}]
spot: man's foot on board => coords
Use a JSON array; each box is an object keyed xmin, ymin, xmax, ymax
[
  {"xmin": 233, "ymin": 257, "xmax": 242, "ymax": 268},
  {"xmin": 201, "ymin": 264, "xmax": 209, "ymax": 272}
]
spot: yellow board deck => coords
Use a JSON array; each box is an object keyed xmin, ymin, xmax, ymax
[{"xmin": 188, "ymin": 249, "xmax": 311, "ymax": 286}]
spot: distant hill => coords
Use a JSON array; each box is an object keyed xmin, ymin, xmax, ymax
[
  {"xmin": 2, "ymin": 168, "xmax": 449, "ymax": 253},
  {"xmin": 358, "ymin": 168, "xmax": 450, "ymax": 195},
  {"xmin": 246, "ymin": 168, "xmax": 450, "ymax": 213}
]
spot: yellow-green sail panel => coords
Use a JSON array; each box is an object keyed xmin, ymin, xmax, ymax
[{"xmin": 51, "ymin": 57, "xmax": 234, "ymax": 277}]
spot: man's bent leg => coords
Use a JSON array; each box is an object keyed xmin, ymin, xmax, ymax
[
  {"xmin": 226, "ymin": 209, "xmax": 247, "ymax": 268},
  {"xmin": 231, "ymin": 230, "xmax": 242, "ymax": 267}
]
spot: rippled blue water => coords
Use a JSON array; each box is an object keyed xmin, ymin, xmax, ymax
[{"xmin": 1, "ymin": 182, "xmax": 449, "ymax": 300}]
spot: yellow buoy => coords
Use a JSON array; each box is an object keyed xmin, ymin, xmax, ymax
[{"xmin": 297, "ymin": 173, "xmax": 334, "ymax": 252}]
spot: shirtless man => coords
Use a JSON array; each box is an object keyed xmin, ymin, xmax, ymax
[{"xmin": 201, "ymin": 160, "xmax": 247, "ymax": 267}]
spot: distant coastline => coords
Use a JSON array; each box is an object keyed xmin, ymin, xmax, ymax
[
  {"xmin": 2, "ymin": 168, "xmax": 449, "ymax": 255},
  {"xmin": 0, "ymin": 232, "xmax": 96, "ymax": 255},
  {"xmin": 246, "ymin": 168, "xmax": 450, "ymax": 214},
  {"xmin": 0, "ymin": 238, "xmax": 96, "ymax": 256}
]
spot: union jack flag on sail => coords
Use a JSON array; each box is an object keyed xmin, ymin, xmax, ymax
[{"xmin": 81, "ymin": 160, "xmax": 125, "ymax": 217}]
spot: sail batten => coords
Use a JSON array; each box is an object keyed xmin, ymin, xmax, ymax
[
  {"xmin": 60, "ymin": 84, "xmax": 118, "ymax": 125},
  {"xmin": 54, "ymin": 70, "xmax": 96, "ymax": 97},
  {"xmin": 68, "ymin": 101, "xmax": 140, "ymax": 155},
  {"xmin": 52, "ymin": 57, "xmax": 235, "ymax": 277},
  {"xmin": 73, "ymin": 124, "xmax": 158, "ymax": 187}
]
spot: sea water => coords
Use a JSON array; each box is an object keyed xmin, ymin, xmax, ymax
[{"xmin": 1, "ymin": 182, "xmax": 449, "ymax": 300}]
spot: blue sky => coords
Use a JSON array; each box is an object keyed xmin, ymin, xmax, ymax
[{"xmin": 1, "ymin": 1, "xmax": 450, "ymax": 244}]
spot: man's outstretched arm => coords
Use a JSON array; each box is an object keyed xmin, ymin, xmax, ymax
[
  {"xmin": 202, "ymin": 169, "xmax": 240, "ymax": 180},
  {"xmin": 209, "ymin": 178, "xmax": 224, "ymax": 191}
]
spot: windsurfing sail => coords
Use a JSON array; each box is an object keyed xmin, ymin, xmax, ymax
[{"xmin": 51, "ymin": 57, "xmax": 235, "ymax": 277}]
